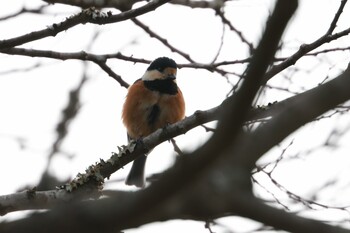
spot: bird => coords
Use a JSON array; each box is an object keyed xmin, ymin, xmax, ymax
[{"xmin": 122, "ymin": 57, "xmax": 185, "ymax": 188}]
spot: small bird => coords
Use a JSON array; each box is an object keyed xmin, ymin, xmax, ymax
[{"xmin": 122, "ymin": 57, "xmax": 185, "ymax": 188}]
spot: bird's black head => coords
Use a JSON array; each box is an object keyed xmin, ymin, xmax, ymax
[
  {"xmin": 147, "ymin": 57, "xmax": 177, "ymax": 72},
  {"xmin": 142, "ymin": 57, "xmax": 179, "ymax": 95}
]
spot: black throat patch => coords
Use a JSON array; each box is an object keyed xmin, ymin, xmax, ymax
[{"xmin": 144, "ymin": 79, "xmax": 178, "ymax": 95}]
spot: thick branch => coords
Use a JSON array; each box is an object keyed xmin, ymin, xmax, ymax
[
  {"xmin": 0, "ymin": 106, "xmax": 219, "ymax": 216},
  {"xmin": 238, "ymin": 63, "xmax": 350, "ymax": 171},
  {"xmin": 186, "ymin": 0, "xmax": 298, "ymax": 170},
  {"xmin": 230, "ymin": 194, "xmax": 350, "ymax": 233},
  {"xmin": 0, "ymin": 189, "xmax": 98, "ymax": 216}
]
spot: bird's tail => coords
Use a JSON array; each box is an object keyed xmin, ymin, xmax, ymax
[{"xmin": 125, "ymin": 155, "xmax": 147, "ymax": 188}]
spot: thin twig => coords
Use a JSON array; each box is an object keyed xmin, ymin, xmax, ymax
[
  {"xmin": 216, "ymin": 10, "xmax": 254, "ymax": 53},
  {"xmin": 170, "ymin": 138, "xmax": 184, "ymax": 156},
  {"xmin": 326, "ymin": 0, "xmax": 348, "ymax": 34},
  {"xmin": 0, "ymin": 4, "xmax": 48, "ymax": 21},
  {"xmin": 131, "ymin": 18, "xmax": 195, "ymax": 63},
  {"xmin": 264, "ymin": 0, "xmax": 350, "ymax": 83}
]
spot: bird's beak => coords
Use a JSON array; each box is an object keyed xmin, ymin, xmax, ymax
[{"xmin": 167, "ymin": 74, "xmax": 176, "ymax": 80}]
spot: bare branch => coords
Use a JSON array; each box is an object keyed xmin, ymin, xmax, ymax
[
  {"xmin": 1, "ymin": 179, "xmax": 349, "ymax": 233},
  {"xmin": 327, "ymin": 0, "xmax": 347, "ymax": 34},
  {"xmin": 210, "ymin": 21, "xmax": 225, "ymax": 63},
  {"xmin": 216, "ymin": 10, "xmax": 254, "ymax": 53},
  {"xmin": 264, "ymin": 0, "xmax": 350, "ymax": 83},
  {"xmin": 170, "ymin": 0, "xmax": 226, "ymax": 9},
  {"xmin": 46, "ymin": 69, "xmax": 88, "ymax": 171},
  {"xmin": 94, "ymin": 60, "xmax": 129, "ymax": 88},
  {"xmin": 260, "ymin": 167, "xmax": 350, "ymax": 212},
  {"xmin": 131, "ymin": 18, "xmax": 195, "ymax": 63},
  {"xmin": 238, "ymin": 64, "xmax": 350, "ymax": 171},
  {"xmin": 229, "ymin": 193, "xmax": 350, "ymax": 233},
  {"xmin": 0, "ymin": 4, "xmax": 48, "ymax": 21},
  {"xmin": 306, "ymin": 46, "xmax": 350, "ymax": 56},
  {"xmin": 0, "ymin": 48, "xmax": 130, "ymax": 87},
  {"xmin": 0, "ymin": 47, "xmax": 251, "ymax": 80},
  {"xmin": 0, "ymin": 105, "xmax": 219, "ymax": 215},
  {"xmin": 0, "ymin": 188, "xmax": 99, "ymax": 216},
  {"xmin": 0, "ymin": 0, "xmax": 171, "ymax": 49},
  {"xmin": 170, "ymin": 138, "xmax": 184, "ymax": 156},
  {"xmin": 130, "ymin": 18, "xmax": 233, "ymax": 76},
  {"xmin": 42, "ymin": 0, "xmax": 143, "ymax": 11}
]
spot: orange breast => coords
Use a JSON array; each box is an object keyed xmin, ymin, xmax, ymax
[{"xmin": 122, "ymin": 80, "xmax": 185, "ymax": 139}]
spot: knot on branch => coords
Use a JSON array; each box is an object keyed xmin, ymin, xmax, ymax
[
  {"xmin": 46, "ymin": 23, "xmax": 60, "ymax": 36},
  {"xmin": 82, "ymin": 7, "xmax": 112, "ymax": 21}
]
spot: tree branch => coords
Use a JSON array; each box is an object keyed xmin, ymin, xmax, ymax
[
  {"xmin": 264, "ymin": 0, "xmax": 349, "ymax": 83},
  {"xmin": 0, "ymin": 4, "xmax": 47, "ymax": 21},
  {"xmin": 131, "ymin": 18, "xmax": 195, "ymax": 63},
  {"xmin": 42, "ymin": 0, "xmax": 143, "ymax": 11},
  {"xmin": 327, "ymin": 0, "xmax": 347, "ymax": 34},
  {"xmin": 238, "ymin": 63, "xmax": 350, "ymax": 171},
  {"xmin": 0, "ymin": 47, "xmax": 251, "ymax": 81},
  {"xmin": 0, "ymin": 0, "xmax": 171, "ymax": 49}
]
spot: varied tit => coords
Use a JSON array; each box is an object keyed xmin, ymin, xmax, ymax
[{"xmin": 122, "ymin": 57, "xmax": 185, "ymax": 188}]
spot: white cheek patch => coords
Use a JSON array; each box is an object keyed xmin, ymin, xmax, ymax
[{"xmin": 141, "ymin": 70, "xmax": 163, "ymax": 81}]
